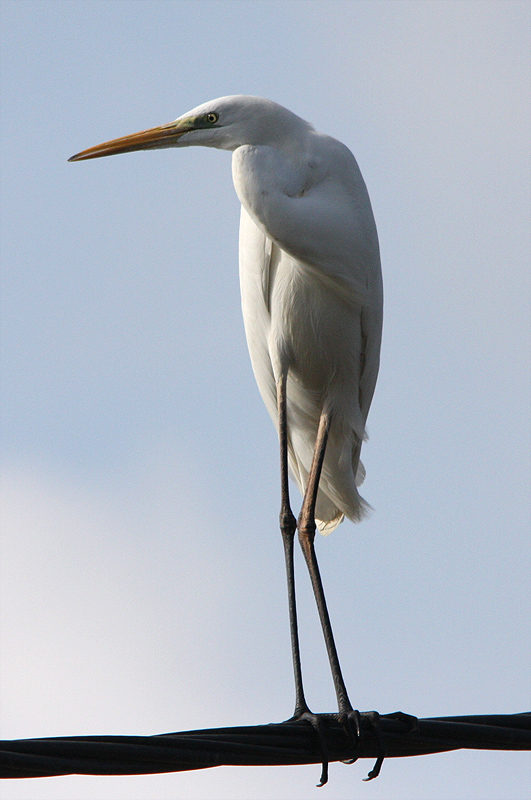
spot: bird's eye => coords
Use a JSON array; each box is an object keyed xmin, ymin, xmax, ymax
[{"xmin": 205, "ymin": 112, "xmax": 219, "ymax": 124}]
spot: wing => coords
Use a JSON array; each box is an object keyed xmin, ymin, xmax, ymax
[
  {"xmin": 233, "ymin": 136, "xmax": 383, "ymax": 419},
  {"xmin": 233, "ymin": 138, "xmax": 380, "ymax": 291},
  {"xmin": 238, "ymin": 206, "xmax": 277, "ymax": 425},
  {"xmin": 234, "ymin": 137, "xmax": 383, "ymax": 532}
]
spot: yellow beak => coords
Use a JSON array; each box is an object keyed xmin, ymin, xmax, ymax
[{"xmin": 68, "ymin": 120, "xmax": 190, "ymax": 162}]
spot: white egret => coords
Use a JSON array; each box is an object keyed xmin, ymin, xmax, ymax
[{"xmin": 69, "ymin": 96, "xmax": 383, "ymax": 782}]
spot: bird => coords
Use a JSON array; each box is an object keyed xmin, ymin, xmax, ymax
[{"xmin": 69, "ymin": 95, "xmax": 383, "ymax": 782}]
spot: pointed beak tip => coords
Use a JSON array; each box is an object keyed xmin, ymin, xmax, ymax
[
  {"xmin": 68, "ymin": 150, "xmax": 96, "ymax": 162},
  {"xmin": 67, "ymin": 121, "xmax": 187, "ymax": 164}
]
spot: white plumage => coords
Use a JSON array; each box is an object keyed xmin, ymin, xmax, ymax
[
  {"xmin": 229, "ymin": 99, "xmax": 382, "ymax": 530},
  {"xmin": 69, "ymin": 100, "xmax": 384, "ymax": 764},
  {"xmin": 70, "ymin": 95, "xmax": 382, "ymax": 532}
]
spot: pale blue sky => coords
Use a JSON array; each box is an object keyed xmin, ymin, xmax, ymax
[{"xmin": 1, "ymin": 2, "xmax": 530, "ymax": 798}]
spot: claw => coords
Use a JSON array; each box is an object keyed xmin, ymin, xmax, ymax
[
  {"xmin": 316, "ymin": 760, "xmax": 329, "ymax": 787},
  {"xmin": 363, "ymin": 753, "xmax": 384, "ymax": 781},
  {"xmin": 300, "ymin": 712, "xmax": 330, "ymax": 787},
  {"xmin": 288, "ymin": 711, "xmax": 330, "ymax": 787},
  {"xmin": 361, "ymin": 711, "xmax": 386, "ymax": 781},
  {"xmin": 349, "ymin": 709, "xmax": 361, "ymax": 740},
  {"xmin": 338, "ymin": 708, "xmax": 361, "ymax": 766}
]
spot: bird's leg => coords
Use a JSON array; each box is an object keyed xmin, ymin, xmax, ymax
[
  {"xmin": 297, "ymin": 412, "xmax": 387, "ymax": 780},
  {"xmin": 278, "ymin": 375, "xmax": 330, "ymax": 785},
  {"xmin": 297, "ymin": 413, "xmax": 361, "ymax": 741},
  {"xmin": 297, "ymin": 410, "xmax": 354, "ymax": 717},
  {"xmin": 277, "ymin": 373, "xmax": 307, "ymax": 717},
  {"xmin": 296, "ymin": 414, "xmax": 363, "ymax": 773}
]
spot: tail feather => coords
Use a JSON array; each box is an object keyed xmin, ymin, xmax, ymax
[{"xmin": 289, "ymin": 433, "xmax": 371, "ymax": 534}]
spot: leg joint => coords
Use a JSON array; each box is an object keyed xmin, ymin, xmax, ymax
[
  {"xmin": 297, "ymin": 518, "xmax": 316, "ymax": 546},
  {"xmin": 280, "ymin": 507, "xmax": 297, "ymax": 536}
]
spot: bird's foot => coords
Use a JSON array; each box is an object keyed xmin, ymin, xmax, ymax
[
  {"xmin": 338, "ymin": 707, "xmax": 361, "ymax": 763},
  {"xmin": 284, "ymin": 708, "xmax": 388, "ymax": 785},
  {"xmin": 286, "ymin": 708, "xmax": 331, "ymax": 787},
  {"xmin": 337, "ymin": 709, "xmax": 386, "ymax": 780}
]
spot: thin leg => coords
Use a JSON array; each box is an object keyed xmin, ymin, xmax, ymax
[
  {"xmin": 297, "ymin": 411, "xmax": 354, "ymax": 717},
  {"xmin": 277, "ymin": 373, "xmax": 307, "ymax": 716},
  {"xmin": 296, "ymin": 410, "xmax": 387, "ymax": 781},
  {"xmin": 278, "ymin": 375, "xmax": 330, "ymax": 785}
]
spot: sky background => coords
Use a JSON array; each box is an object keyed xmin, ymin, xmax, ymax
[{"xmin": 0, "ymin": 1, "xmax": 529, "ymax": 798}]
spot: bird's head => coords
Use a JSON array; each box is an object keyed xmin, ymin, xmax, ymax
[{"xmin": 69, "ymin": 95, "xmax": 311, "ymax": 161}]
